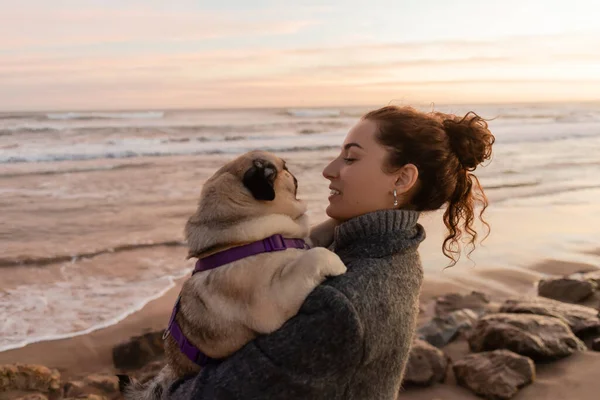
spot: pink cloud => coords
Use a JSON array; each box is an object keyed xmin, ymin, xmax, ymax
[
  {"xmin": 0, "ymin": 8, "xmax": 317, "ymax": 48},
  {"xmin": 1, "ymin": 33, "xmax": 599, "ymax": 110}
]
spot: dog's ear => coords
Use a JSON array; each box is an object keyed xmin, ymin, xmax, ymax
[{"xmin": 243, "ymin": 158, "xmax": 277, "ymax": 201}]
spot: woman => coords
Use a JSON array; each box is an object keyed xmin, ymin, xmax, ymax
[{"xmin": 166, "ymin": 105, "xmax": 495, "ymax": 400}]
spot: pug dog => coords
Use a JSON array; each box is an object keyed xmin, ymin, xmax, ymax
[{"xmin": 119, "ymin": 150, "xmax": 346, "ymax": 400}]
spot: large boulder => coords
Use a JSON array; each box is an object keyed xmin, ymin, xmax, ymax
[
  {"xmin": 0, "ymin": 364, "xmax": 61, "ymax": 397},
  {"xmin": 453, "ymin": 350, "xmax": 535, "ymax": 400},
  {"xmin": 435, "ymin": 291, "xmax": 491, "ymax": 317},
  {"xmin": 500, "ymin": 296, "xmax": 600, "ymax": 338},
  {"xmin": 402, "ymin": 339, "xmax": 449, "ymax": 387},
  {"xmin": 538, "ymin": 277, "xmax": 596, "ymax": 303},
  {"xmin": 112, "ymin": 330, "xmax": 165, "ymax": 370},
  {"xmin": 63, "ymin": 374, "xmax": 119, "ymax": 399},
  {"xmin": 418, "ymin": 309, "xmax": 479, "ymax": 347},
  {"xmin": 468, "ymin": 313, "xmax": 586, "ymax": 361}
]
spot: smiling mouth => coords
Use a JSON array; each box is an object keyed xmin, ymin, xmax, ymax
[{"xmin": 329, "ymin": 189, "xmax": 341, "ymax": 195}]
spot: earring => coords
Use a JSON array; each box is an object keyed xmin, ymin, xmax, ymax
[{"xmin": 393, "ymin": 189, "xmax": 398, "ymax": 207}]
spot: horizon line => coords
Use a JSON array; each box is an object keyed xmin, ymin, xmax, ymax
[{"xmin": 3, "ymin": 98, "xmax": 600, "ymax": 114}]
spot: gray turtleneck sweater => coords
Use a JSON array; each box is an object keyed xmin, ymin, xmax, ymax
[{"xmin": 166, "ymin": 209, "xmax": 425, "ymax": 400}]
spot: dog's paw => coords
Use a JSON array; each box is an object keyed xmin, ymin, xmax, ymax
[{"xmin": 308, "ymin": 247, "xmax": 347, "ymax": 277}]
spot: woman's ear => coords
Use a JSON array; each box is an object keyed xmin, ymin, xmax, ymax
[{"xmin": 395, "ymin": 163, "xmax": 419, "ymax": 194}]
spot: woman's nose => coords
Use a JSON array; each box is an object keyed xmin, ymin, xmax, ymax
[{"xmin": 322, "ymin": 159, "xmax": 337, "ymax": 180}]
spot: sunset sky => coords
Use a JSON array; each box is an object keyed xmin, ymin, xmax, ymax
[{"xmin": 1, "ymin": 0, "xmax": 600, "ymax": 111}]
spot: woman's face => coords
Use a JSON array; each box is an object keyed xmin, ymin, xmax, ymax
[{"xmin": 322, "ymin": 119, "xmax": 402, "ymax": 221}]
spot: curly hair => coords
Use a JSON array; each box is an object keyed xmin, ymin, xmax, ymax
[{"xmin": 363, "ymin": 106, "xmax": 495, "ymax": 265}]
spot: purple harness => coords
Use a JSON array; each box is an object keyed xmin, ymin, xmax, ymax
[{"xmin": 164, "ymin": 234, "xmax": 309, "ymax": 366}]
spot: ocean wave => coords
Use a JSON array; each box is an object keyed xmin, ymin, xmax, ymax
[
  {"xmin": 493, "ymin": 109, "xmax": 600, "ymax": 124},
  {"xmin": 1, "ymin": 120, "xmax": 350, "ymax": 138},
  {"xmin": 494, "ymin": 183, "xmax": 600, "ymax": 205},
  {"xmin": 555, "ymin": 113, "xmax": 600, "ymax": 123},
  {"xmin": 298, "ymin": 128, "xmax": 321, "ymax": 134},
  {"xmin": 0, "ymin": 131, "xmax": 345, "ymax": 164},
  {"xmin": 0, "ymin": 146, "xmax": 340, "ymax": 164},
  {"xmin": 0, "ymin": 162, "xmax": 155, "ymax": 179},
  {"xmin": 489, "ymin": 120, "xmax": 600, "ymax": 144},
  {"xmin": 1, "ymin": 150, "xmax": 213, "ymax": 164},
  {"xmin": 45, "ymin": 111, "xmax": 165, "ymax": 121},
  {"xmin": 285, "ymin": 109, "xmax": 342, "ymax": 118},
  {"xmin": 0, "ymin": 113, "xmax": 37, "ymax": 121},
  {"xmin": 159, "ymin": 135, "xmax": 246, "ymax": 144},
  {"xmin": 0, "ymin": 127, "xmax": 60, "ymax": 136},
  {"xmin": 499, "ymin": 114, "xmax": 560, "ymax": 119},
  {"xmin": 485, "ymin": 181, "xmax": 541, "ymax": 190},
  {"xmin": 0, "ymin": 144, "xmax": 342, "ymax": 164},
  {"xmin": 0, "ymin": 240, "xmax": 185, "ymax": 268},
  {"xmin": 0, "ymin": 271, "xmax": 188, "ymax": 352}
]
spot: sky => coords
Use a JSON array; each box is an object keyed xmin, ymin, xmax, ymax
[{"xmin": 1, "ymin": 0, "xmax": 600, "ymax": 111}]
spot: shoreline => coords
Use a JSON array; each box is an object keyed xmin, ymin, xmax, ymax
[
  {"xmin": 0, "ymin": 277, "xmax": 181, "ymax": 354},
  {"xmin": 0, "ymin": 281, "xmax": 183, "ymax": 380}
]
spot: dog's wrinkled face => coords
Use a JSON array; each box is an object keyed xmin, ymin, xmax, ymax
[{"xmin": 197, "ymin": 150, "xmax": 306, "ymax": 223}]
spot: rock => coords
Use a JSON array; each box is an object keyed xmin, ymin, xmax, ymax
[
  {"xmin": 63, "ymin": 381, "xmax": 86, "ymax": 398},
  {"xmin": 82, "ymin": 375, "xmax": 118, "ymax": 394},
  {"xmin": 417, "ymin": 309, "xmax": 479, "ymax": 347},
  {"xmin": 112, "ymin": 330, "xmax": 165, "ymax": 370},
  {"xmin": 14, "ymin": 394, "xmax": 49, "ymax": 400},
  {"xmin": 575, "ymin": 270, "xmax": 600, "ymax": 286},
  {"xmin": 538, "ymin": 277, "xmax": 596, "ymax": 303},
  {"xmin": 402, "ymin": 339, "xmax": 449, "ymax": 387},
  {"xmin": 468, "ymin": 313, "xmax": 587, "ymax": 361},
  {"xmin": 64, "ymin": 395, "xmax": 107, "ymax": 400},
  {"xmin": 500, "ymin": 296, "xmax": 600, "ymax": 338},
  {"xmin": 593, "ymin": 338, "xmax": 600, "ymax": 351},
  {"xmin": 0, "ymin": 364, "xmax": 61, "ymax": 396},
  {"xmin": 132, "ymin": 360, "xmax": 166, "ymax": 384},
  {"xmin": 435, "ymin": 291, "xmax": 491, "ymax": 317},
  {"xmin": 453, "ymin": 350, "xmax": 535, "ymax": 400},
  {"xmin": 63, "ymin": 374, "xmax": 119, "ymax": 399}
]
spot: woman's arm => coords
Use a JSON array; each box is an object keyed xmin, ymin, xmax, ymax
[{"xmin": 165, "ymin": 284, "xmax": 363, "ymax": 400}]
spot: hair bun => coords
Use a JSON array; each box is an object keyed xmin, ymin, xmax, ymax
[{"xmin": 442, "ymin": 112, "xmax": 495, "ymax": 170}]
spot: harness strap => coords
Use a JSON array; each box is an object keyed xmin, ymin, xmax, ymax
[{"xmin": 164, "ymin": 234, "xmax": 309, "ymax": 366}]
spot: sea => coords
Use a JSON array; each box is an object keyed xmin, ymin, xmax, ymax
[{"xmin": 2, "ymin": 103, "xmax": 600, "ymax": 352}]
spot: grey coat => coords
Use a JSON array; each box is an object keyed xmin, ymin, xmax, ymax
[{"xmin": 166, "ymin": 209, "xmax": 425, "ymax": 400}]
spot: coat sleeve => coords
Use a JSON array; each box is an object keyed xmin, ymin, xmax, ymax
[{"xmin": 164, "ymin": 285, "xmax": 364, "ymax": 400}]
